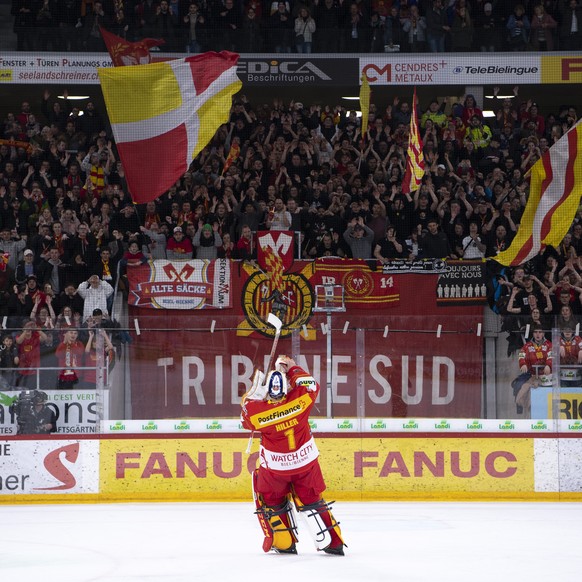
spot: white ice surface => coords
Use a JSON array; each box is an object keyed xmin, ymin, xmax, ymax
[{"xmin": 1, "ymin": 502, "xmax": 581, "ymax": 582}]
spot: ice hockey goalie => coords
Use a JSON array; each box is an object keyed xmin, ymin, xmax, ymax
[{"xmin": 241, "ymin": 355, "xmax": 345, "ymax": 556}]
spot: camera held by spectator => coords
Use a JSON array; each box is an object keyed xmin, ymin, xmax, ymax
[{"xmin": 9, "ymin": 390, "xmax": 57, "ymax": 435}]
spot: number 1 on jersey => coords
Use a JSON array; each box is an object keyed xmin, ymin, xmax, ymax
[{"xmin": 284, "ymin": 427, "xmax": 296, "ymax": 451}]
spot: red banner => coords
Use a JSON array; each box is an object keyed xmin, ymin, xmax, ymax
[
  {"xmin": 256, "ymin": 230, "xmax": 295, "ymax": 273},
  {"xmin": 310, "ymin": 258, "xmax": 400, "ymax": 308},
  {"xmin": 128, "ymin": 260, "xmax": 483, "ymax": 419}
]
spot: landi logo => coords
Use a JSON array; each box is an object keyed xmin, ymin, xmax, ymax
[
  {"xmin": 337, "ymin": 420, "xmax": 353, "ymax": 430},
  {"xmin": 109, "ymin": 421, "xmax": 126, "ymax": 431},
  {"xmin": 531, "ymin": 421, "xmax": 548, "ymax": 430},
  {"xmin": 435, "ymin": 420, "xmax": 451, "ymax": 430},
  {"xmin": 499, "ymin": 421, "xmax": 515, "ymax": 430},
  {"xmin": 174, "ymin": 421, "xmax": 191, "ymax": 431},
  {"xmin": 206, "ymin": 421, "xmax": 222, "ymax": 430},
  {"xmin": 568, "ymin": 421, "xmax": 582, "ymax": 430},
  {"xmin": 467, "ymin": 420, "xmax": 483, "ymax": 430},
  {"xmin": 0, "ymin": 70, "xmax": 12, "ymax": 82},
  {"xmin": 403, "ymin": 420, "xmax": 418, "ymax": 429},
  {"xmin": 370, "ymin": 420, "xmax": 386, "ymax": 429},
  {"xmin": 308, "ymin": 420, "xmax": 318, "ymax": 430},
  {"xmin": 142, "ymin": 421, "xmax": 158, "ymax": 431}
]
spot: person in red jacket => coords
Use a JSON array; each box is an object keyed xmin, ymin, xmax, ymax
[
  {"xmin": 559, "ymin": 326, "xmax": 582, "ymax": 387},
  {"xmin": 241, "ymin": 355, "xmax": 345, "ymax": 556},
  {"xmin": 55, "ymin": 327, "xmax": 85, "ymax": 389},
  {"xmin": 513, "ymin": 325, "xmax": 553, "ymax": 414}
]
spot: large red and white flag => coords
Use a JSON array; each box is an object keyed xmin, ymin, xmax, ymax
[
  {"xmin": 98, "ymin": 52, "xmax": 242, "ymax": 204},
  {"xmin": 100, "ymin": 26, "xmax": 164, "ymax": 66},
  {"xmin": 402, "ymin": 87, "xmax": 425, "ymax": 194},
  {"xmin": 495, "ymin": 119, "xmax": 582, "ymax": 267}
]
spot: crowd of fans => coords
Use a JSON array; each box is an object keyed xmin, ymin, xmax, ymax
[
  {"xmin": 1, "ymin": 71, "xmax": 582, "ymax": 408},
  {"xmin": 9, "ymin": 0, "xmax": 582, "ymax": 53}
]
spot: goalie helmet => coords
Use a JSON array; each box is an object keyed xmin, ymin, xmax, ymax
[{"xmin": 266, "ymin": 370, "xmax": 288, "ymax": 400}]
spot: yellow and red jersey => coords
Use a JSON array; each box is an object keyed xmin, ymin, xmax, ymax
[
  {"xmin": 241, "ymin": 366, "xmax": 319, "ymax": 475},
  {"xmin": 560, "ymin": 335, "xmax": 582, "ymax": 365},
  {"xmin": 518, "ymin": 339, "xmax": 553, "ymax": 373}
]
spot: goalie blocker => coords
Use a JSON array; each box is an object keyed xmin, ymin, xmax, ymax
[{"xmin": 241, "ymin": 356, "xmax": 346, "ymax": 555}]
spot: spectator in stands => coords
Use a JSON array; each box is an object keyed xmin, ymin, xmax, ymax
[
  {"xmin": 234, "ymin": 224, "xmax": 257, "ymax": 260},
  {"xmin": 216, "ymin": 0, "xmax": 241, "ymax": 52},
  {"xmin": 266, "ymin": 198, "xmax": 292, "ymax": 231},
  {"xmin": 192, "ymin": 223, "xmax": 222, "ymax": 260},
  {"xmin": 294, "ymin": 7, "xmax": 316, "ymax": 53},
  {"xmin": 420, "ymin": 217, "xmax": 452, "ymax": 259},
  {"xmin": 374, "ymin": 225, "xmax": 404, "ymax": 263},
  {"xmin": 15, "ymin": 248, "xmax": 38, "ymax": 285},
  {"xmin": 12, "ymin": 0, "xmax": 36, "ymax": 50},
  {"xmin": 343, "ymin": 217, "xmax": 374, "ymax": 259},
  {"xmin": 269, "ymin": 1, "xmax": 293, "ymax": 52},
  {"xmin": 344, "ymin": 1, "xmax": 368, "ymax": 53},
  {"xmin": 184, "ymin": 2, "xmax": 206, "ymax": 53},
  {"xmin": 76, "ymin": 274, "xmax": 114, "ymax": 321},
  {"xmin": 506, "ymin": 4, "xmax": 530, "ymax": 50},
  {"xmin": 241, "ymin": 5, "xmax": 263, "ymax": 52},
  {"xmin": 166, "ymin": 225, "xmax": 193, "ymax": 260},
  {"xmin": 559, "ymin": 0, "xmax": 582, "ymax": 50},
  {"xmin": 54, "ymin": 326, "xmax": 84, "ymax": 389},
  {"xmin": 474, "ymin": 2, "xmax": 504, "ymax": 51},
  {"xmin": 15, "ymin": 319, "xmax": 49, "ymax": 388},
  {"xmin": 530, "ymin": 4, "xmax": 557, "ymax": 50},
  {"xmin": 152, "ymin": 0, "xmax": 180, "ymax": 51},
  {"xmin": 461, "ymin": 220, "xmax": 486, "ymax": 259},
  {"xmin": 81, "ymin": 0, "xmax": 109, "ymax": 51},
  {"xmin": 402, "ymin": 5, "xmax": 427, "ymax": 52},
  {"xmin": 139, "ymin": 223, "xmax": 167, "ymax": 259},
  {"xmin": 83, "ymin": 328, "xmax": 116, "ymax": 389},
  {"xmin": 426, "ymin": 0, "xmax": 450, "ymax": 52},
  {"xmin": 450, "ymin": 4, "xmax": 473, "ymax": 51},
  {"xmin": 513, "ymin": 325, "xmax": 552, "ymax": 414},
  {"xmin": 314, "ymin": 0, "xmax": 339, "ymax": 52}
]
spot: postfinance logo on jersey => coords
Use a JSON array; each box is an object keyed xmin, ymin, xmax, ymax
[{"xmin": 251, "ymin": 395, "xmax": 312, "ymax": 428}]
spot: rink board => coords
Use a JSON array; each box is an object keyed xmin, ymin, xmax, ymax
[{"xmin": 0, "ymin": 431, "xmax": 581, "ymax": 503}]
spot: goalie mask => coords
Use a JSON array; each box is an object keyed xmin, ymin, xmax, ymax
[{"xmin": 266, "ymin": 370, "xmax": 288, "ymax": 400}]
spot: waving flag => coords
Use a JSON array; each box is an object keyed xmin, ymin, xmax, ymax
[
  {"xmin": 100, "ymin": 27, "xmax": 165, "ymax": 66},
  {"xmin": 402, "ymin": 87, "xmax": 425, "ymax": 194},
  {"xmin": 359, "ymin": 74, "xmax": 371, "ymax": 140},
  {"xmin": 494, "ymin": 119, "xmax": 582, "ymax": 267},
  {"xmin": 98, "ymin": 51, "xmax": 242, "ymax": 204},
  {"xmin": 222, "ymin": 141, "xmax": 240, "ymax": 175}
]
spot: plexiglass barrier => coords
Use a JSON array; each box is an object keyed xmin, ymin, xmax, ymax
[{"xmin": 2, "ymin": 310, "xmax": 581, "ymax": 434}]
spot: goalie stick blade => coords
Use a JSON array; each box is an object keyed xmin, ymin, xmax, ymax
[{"xmin": 267, "ymin": 312, "xmax": 283, "ymax": 333}]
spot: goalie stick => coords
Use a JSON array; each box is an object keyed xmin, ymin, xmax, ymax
[{"xmin": 244, "ymin": 312, "xmax": 283, "ymax": 454}]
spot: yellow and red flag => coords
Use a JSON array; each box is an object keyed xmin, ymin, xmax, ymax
[
  {"xmin": 359, "ymin": 74, "xmax": 371, "ymax": 141},
  {"xmin": 494, "ymin": 119, "xmax": 582, "ymax": 267},
  {"xmin": 100, "ymin": 27, "xmax": 165, "ymax": 67},
  {"xmin": 98, "ymin": 51, "xmax": 242, "ymax": 204},
  {"xmin": 402, "ymin": 87, "xmax": 425, "ymax": 194},
  {"xmin": 260, "ymin": 245, "xmax": 284, "ymax": 291},
  {"xmin": 222, "ymin": 141, "xmax": 240, "ymax": 175}
]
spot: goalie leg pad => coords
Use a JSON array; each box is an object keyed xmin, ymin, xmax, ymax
[
  {"xmin": 255, "ymin": 499, "xmax": 298, "ymax": 554},
  {"xmin": 293, "ymin": 496, "xmax": 345, "ymax": 553},
  {"xmin": 252, "ymin": 470, "xmax": 298, "ymax": 554}
]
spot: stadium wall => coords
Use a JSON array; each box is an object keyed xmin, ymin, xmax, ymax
[{"xmin": 1, "ymin": 426, "xmax": 581, "ymax": 503}]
